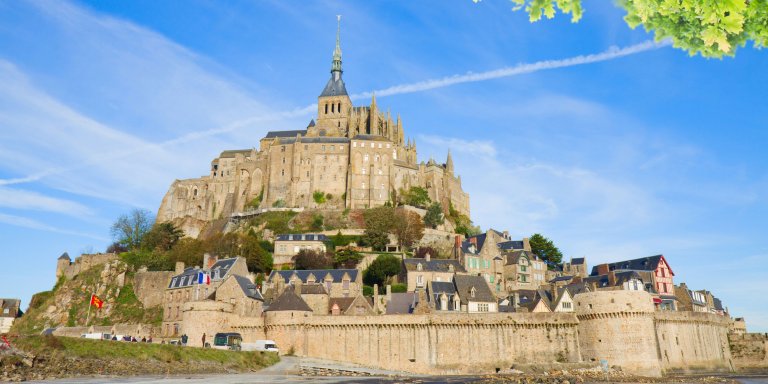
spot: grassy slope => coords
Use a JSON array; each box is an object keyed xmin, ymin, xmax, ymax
[{"xmin": 13, "ymin": 335, "xmax": 279, "ymax": 370}]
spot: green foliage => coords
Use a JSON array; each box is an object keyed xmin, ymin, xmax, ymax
[
  {"xmin": 293, "ymin": 249, "xmax": 333, "ymax": 270},
  {"xmin": 246, "ymin": 190, "xmax": 264, "ymax": 209},
  {"xmin": 334, "ymin": 249, "xmax": 364, "ymax": 269},
  {"xmin": 423, "ymin": 202, "xmax": 445, "ymax": 229},
  {"xmin": 361, "ymin": 206, "xmax": 396, "ymax": 251},
  {"xmin": 239, "ymin": 234, "xmax": 274, "ymax": 273},
  {"xmin": 310, "ymin": 214, "xmax": 324, "ymax": 231},
  {"xmin": 390, "ymin": 283, "xmax": 407, "ymax": 293},
  {"xmin": 248, "ymin": 211, "xmax": 298, "ymax": 235},
  {"xmin": 501, "ymin": 0, "xmax": 768, "ymax": 57},
  {"xmin": 401, "ymin": 186, "xmax": 431, "ymax": 208},
  {"xmin": 326, "ymin": 193, "xmax": 333, "ymax": 200},
  {"xmin": 330, "ymin": 231, "xmax": 362, "ymax": 248},
  {"xmin": 312, "ymin": 190, "xmax": 327, "ymax": 204},
  {"xmin": 110, "ymin": 209, "xmax": 154, "ymax": 250},
  {"xmin": 362, "ymin": 285, "xmax": 374, "ymax": 296},
  {"xmin": 141, "ymin": 222, "xmax": 184, "ymax": 252},
  {"xmin": 529, "ymin": 233, "xmax": 564, "ymax": 267},
  {"xmin": 120, "ymin": 250, "xmax": 174, "ymax": 271},
  {"xmin": 509, "ymin": 0, "xmax": 584, "ymax": 22},
  {"xmin": 392, "ymin": 209, "xmax": 425, "ymax": 249},
  {"xmin": 13, "ymin": 335, "xmax": 279, "ymax": 370},
  {"xmin": 363, "ymin": 254, "xmax": 401, "ymax": 286},
  {"xmin": 272, "ymin": 199, "xmax": 286, "ymax": 208}
]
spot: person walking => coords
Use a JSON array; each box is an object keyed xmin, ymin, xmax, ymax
[
  {"xmin": 202, "ymin": 333, "xmax": 206, "ymax": 348},
  {"xmin": 181, "ymin": 334, "xmax": 188, "ymax": 346}
]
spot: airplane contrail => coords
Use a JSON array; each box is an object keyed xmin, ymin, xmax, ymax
[{"xmin": 0, "ymin": 40, "xmax": 670, "ymax": 187}]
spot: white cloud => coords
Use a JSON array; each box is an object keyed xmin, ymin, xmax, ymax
[
  {"xmin": 0, "ymin": 187, "xmax": 95, "ymax": 217},
  {"xmin": 0, "ymin": 212, "xmax": 107, "ymax": 241}
]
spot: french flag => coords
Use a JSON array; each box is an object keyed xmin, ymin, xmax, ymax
[{"xmin": 198, "ymin": 271, "xmax": 211, "ymax": 285}]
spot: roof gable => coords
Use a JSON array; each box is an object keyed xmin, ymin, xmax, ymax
[{"xmin": 265, "ymin": 290, "xmax": 312, "ymax": 312}]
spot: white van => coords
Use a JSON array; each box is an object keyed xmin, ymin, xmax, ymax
[{"xmin": 242, "ymin": 340, "xmax": 279, "ymax": 353}]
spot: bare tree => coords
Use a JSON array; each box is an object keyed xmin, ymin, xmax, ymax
[{"xmin": 110, "ymin": 209, "xmax": 154, "ymax": 250}]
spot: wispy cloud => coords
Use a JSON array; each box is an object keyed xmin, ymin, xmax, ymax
[
  {"xmin": 0, "ymin": 187, "xmax": 95, "ymax": 217},
  {"xmin": 351, "ymin": 40, "xmax": 672, "ymax": 100},
  {"xmin": 0, "ymin": 212, "xmax": 107, "ymax": 241}
]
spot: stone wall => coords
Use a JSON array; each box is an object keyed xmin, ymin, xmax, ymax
[
  {"xmin": 730, "ymin": 333, "xmax": 768, "ymax": 370},
  {"xmin": 654, "ymin": 311, "xmax": 732, "ymax": 373},
  {"xmin": 56, "ymin": 253, "xmax": 118, "ymax": 280},
  {"xmin": 133, "ymin": 271, "xmax": 175, "ymax": 308}
]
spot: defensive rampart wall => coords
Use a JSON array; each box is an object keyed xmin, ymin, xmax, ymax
[
  {"xmin": 176, "ymin": 290, "xmax": 734, "ymax": 376},
  {"xmin": 729, "ymin": 333, "xmax": 768, "ymax": 371}
]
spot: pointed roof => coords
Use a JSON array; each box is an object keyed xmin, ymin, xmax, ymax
[
  {"xmin": 265, "ymin": 289, "xmax": 312, "ymax": 312},
  {"xmin": 320, "ymin": 16, "xmax": 348, "ymax": 97},
  {"xmin": 58, "ymin": 252, "xmax": 71, "ymax": 261}
]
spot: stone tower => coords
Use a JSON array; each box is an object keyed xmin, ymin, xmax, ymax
[{"xmin": 314, "ymin": 15, "xmax": 352, "ymax": 137}]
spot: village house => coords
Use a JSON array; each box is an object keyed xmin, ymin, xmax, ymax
[
  {"xmin": 162, "ymin": 255, "xmax": 249, "ymax": 338},
  {"xmin": 401, "ymin": 253, "xmax": 466, "ymax": 292},
  {"xmin": 328, "ymin": 296, "xmax": 375, "ymax": 316},
  {"xmin": 591, "ymin": 255, "xmax": 677, "ymax": 310},
  {"xmin": 583, "ymin": 270, "xmax": 647, "ymax": 292},
  {"xmin": 0, "ymin": 299, "xmax": 21, "ymax": 334},
  {"xmin": 453, "ymin": 275, "xmax": 498, "ymax": 313},
  {"xmin": 559, "ymin": 257, "xmax": 588, "ymax": 278},
  {"xmin": 264, "ymin": 269, "xmax": 362, "ymax": 298},
  {"xmin": 273, "ymin": 233, "xmax": 330, "ymax": 269},
  {"xmin": 503, "ymin": 250, "xmax": 548, "ymax": 292},
  {"xmin": 675, "ymin": 283, "xmax": 708, "ymax": 313},
  {"xmin": 454, "ymin": 230, "xmax": 533, "ymax": 292},
  {"xmin": 213, "ymin": 274, "xmax": 264, "ymax": 317}
]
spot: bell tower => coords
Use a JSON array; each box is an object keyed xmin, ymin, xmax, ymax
[{"xmin": 314, "ymin": 15, "xmax": 352, "ymax": 137}]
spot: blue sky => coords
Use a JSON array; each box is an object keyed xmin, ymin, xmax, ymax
[{"xmin": 0, "ymin": 0, "xmax": 766, "ymax": 331}]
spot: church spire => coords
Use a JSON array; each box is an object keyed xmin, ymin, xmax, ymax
[
  {"xmin": 446, "ymin": 150, "xmax": 454, "ymax": 174},
  {"xmin": 331, "ymin": 15, "xmax": 342, "ymax": 75}
]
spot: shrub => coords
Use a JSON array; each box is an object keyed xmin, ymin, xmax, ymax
[
  {"xmin": 312, "ymin": 191, "xmax": 327, "ymax": 204},
  {"xmin": 363, "ymin": 254, "xmax": 401, "ymax": 286},
  {"xmin": 272, "ymin": 199, "xmax": 286, "ymax": 208},
  {"xmin": 362, "ymin": 285, "xmax": 374, "ymax": 297},
  {"xmin": 390, "ymin": 283, "xmax": 407, "ymax": 293}
]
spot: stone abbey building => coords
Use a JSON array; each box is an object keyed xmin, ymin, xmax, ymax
[{"xmin": 158, "ymin": 23, "xmax": 469, "ymax": 235}]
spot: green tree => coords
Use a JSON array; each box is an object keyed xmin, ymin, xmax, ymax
[
  {"xmin": 494, "ymin": 0, "xmax": 768, "ymax": 58},
  {"xmin": 312, "ymin": 190, "xmax": 327, "ymax": 204},
  {"xmin": 401, "ymin": 186, "xmax": 431, "ymax": 208},
  {"xmin": 423, "ymin": 202, "xmax": 445, "ymax": 229},
  {"xmin": 362, "ymin": 206, "xmax": 396, "ymax": 251},
  {"xmin": 239, "ymin": 234, "xmax": 273, "ymax": 273},
  {"xmin": 293, "ymin": 249, "xmax": 333, "ymax": 270},
  {"xmin": 393, "ymin": 209, "xmax": 425, "ymax": 250},
  {"xmin": 334, "ymin": 249, "xmax": 364, "ymax": 269},
  {"xmin": 141, "ymin": 222, "xmax": 184, "ymax": 252},
  {"xmin": 110, "ymin": 209, "xmax": 154, "ymax": 251},
  {"xmin": 363, "ymin": 254, "xmax": 402, "ymax": 286},
  {"xmin": 528, "ymin": 233, "xmax": 564, "ymax": 267},
  {"xmin": 310, "ymin": 214, "xmax": 324, "ymax": 231}
]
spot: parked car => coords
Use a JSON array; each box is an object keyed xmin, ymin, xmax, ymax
[
  {"xmin": 212, "ymin": 333, "xmax": 242, "ymax": 351},
  {"xmin": 242, "ymin": 339, "xmax": 279, "ymax": 354}
]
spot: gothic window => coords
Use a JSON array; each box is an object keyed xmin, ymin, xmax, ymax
[
  {"xmin": 331, "ymin": 103, "xmax": 335, "ymax": 113},
  {"xmin": 337, "ymin": 102, "xmax": 341, "ymax": 112}
]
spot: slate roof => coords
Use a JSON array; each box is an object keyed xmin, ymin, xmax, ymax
[
  {"xmin": 264, "ymin": 290, "xmax": 312, "ymax": 312},
  {"xmin": 168, "ymin": 267, "xmax": 203, "ymax": 289},
  {"xmin": 504, "ymin": 250, "xmax": 540, "ymax": 266},
  {"xmin": 582, "ymin": 271, "xmax": 644, "ymax": 289},
  {"xmin": 320, "ymin": 75, "xmax": 348, "ymax": 97},
  {"xmin": 58, "ymin": 252, "xmax": 70, "ymax": 261},
  {"xmin": 231, "ymin": 275, "xmax": 264, "ymax": 301},
  {"xmin": 564, "ymin": 282, "xmax": 591, "ymax": 297},
  {"xmin": 713, "ymin": 297, "xmax": 724, "ymax": 311},
  {"xmin": 300, "ymin": 283, "xmax": 328, "ymax": 295},
  {"xmin": 498, "ymin": 240, "xmax": 524, "ymax": 251},
  {"xmin": 402, "ymin": 258, "xmax": 466, "ymax": 273},
  {"xmin": 351, "ymin": 134, "xmax": 392, "ymax": 142},
  {"xmin": 571, "ymin": 258, "xmax": 585, "ymax": 265},
  {"xmin": 210, "ymin": 258, "xmax": 239, "ymax": 281},
  {"xmin": 218, "ymin": 149, "xmax": 252, "ymax": 158},
  {"xmin": 265, "ymin": 130, "xmax": 307, "ymax": 139},
  {"xmin": 278, "ymin": 137, "xmax": 350, "ymax": 144},
  {"xmin": 386, "ymin": 292, "xmax": 417, "ymax": 315},
  {"xmin": 428, "ymin": 281, "xmax": 458, "ymax": 309},
  {"xmin": 275, "ymin": 234, "xmax": 329, "ymax": 242},
  {"xmin": 453, "ymin": 275, "xmax": 495, "ymax": 305},
  {"xmin": 590, "ymin": 255, "xmax": 665, "ymax": 275},
  {"xmin": 268, "ymin": 269, "xmax": 359, "ymax": 284},
  {"xmin": 549, "ymin": 275, "xmax": 575, "ymax": 283},
  {"xmin": 328, "ymin": 297, "xmax": 356, "ymax": 313}
]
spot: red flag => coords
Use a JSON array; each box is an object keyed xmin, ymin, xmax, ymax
[{"xmin": 90, "ymin": 294, "xmax": 104, "ymax": 309}]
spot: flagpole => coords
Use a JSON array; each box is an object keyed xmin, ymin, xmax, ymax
[{"xmin": 85, "ymin": 293, "xmax": 92, "ymax": 327}]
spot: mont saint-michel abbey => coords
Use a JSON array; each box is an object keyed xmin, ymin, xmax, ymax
[{"xmin": 158, "ymin": 24, "xmax": 469, "ymax": 233}]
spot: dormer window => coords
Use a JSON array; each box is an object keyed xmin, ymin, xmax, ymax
[
  {"xmin": 448, "ymin": 264, "xmax": 454, "ymax": 272},
  {"xmin": 417, "ymin": 263, "xmax": 422, "ymax": 271},
  {"xmin": 470, "ymin": 287, "xmax": 476, "ymax": 298}
]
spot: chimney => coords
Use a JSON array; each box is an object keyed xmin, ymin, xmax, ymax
[
  {"xmin": 469, "ymin": 237, "xmax": 477, "ymax": 246},
  {"xmin": 503, "ymin": 231, "xmax": 510, "ymax": 240},
  {"xmin": 522, "ymin": 237, "xmax": 531, "ymax": 252},
  {"xmin": 596, "ymin": 263, "xmax": 610, "ymax": 276},
  {"xmin": 386, "ymin": 284, "xmax": 392, "ymax": 302},
  {"xmin": 589, "ymin": 281, "xmax": 598, "ymax": 292},
  {"xmin": 513, "ymin": 292, "xmax": 520, "ymax": 307},
  {"xmin": 374, "ymin": 283, "xmax": 380, "ymax": 312},
  {"xmin": 175, "ymin": 261, "xmax": 185, "ymax": 274},
  {"xmin": 294, "ymin": 281, "xmax": 302, "ymax": 296},
  {"xmin": 550, "ymin": 284, "xmax": 558, "ymax": 303},
  {"xmin": 425, "ymin": 252, "xmax": 431, "ymax": 262},
  {"xmin": 608, "ymin": 271, "xmax": 617, "ymax": 287},
  {"xmin": 203, "ymin": 253, "xmax": 218, "ymax": 270}
]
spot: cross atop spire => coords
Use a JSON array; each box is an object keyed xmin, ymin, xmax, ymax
[{"xmin": 331, "ymin": 15, "xmax": 342, "ymax": 75}]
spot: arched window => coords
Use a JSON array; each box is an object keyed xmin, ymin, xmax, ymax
[
  {"xmin": 325, "ymin": 104, "xmax": 328, "ymax": 114},
  {"xmin": 337, "ymin": 102, "xmax": 341, "ymax": 112},
  {"xmin": 417, "ymin": 263, "xmax": 422, "ymax": 271},
  {"xmin": 332, "ymin": 103, "xmax": 335, "ymax": 113}
]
